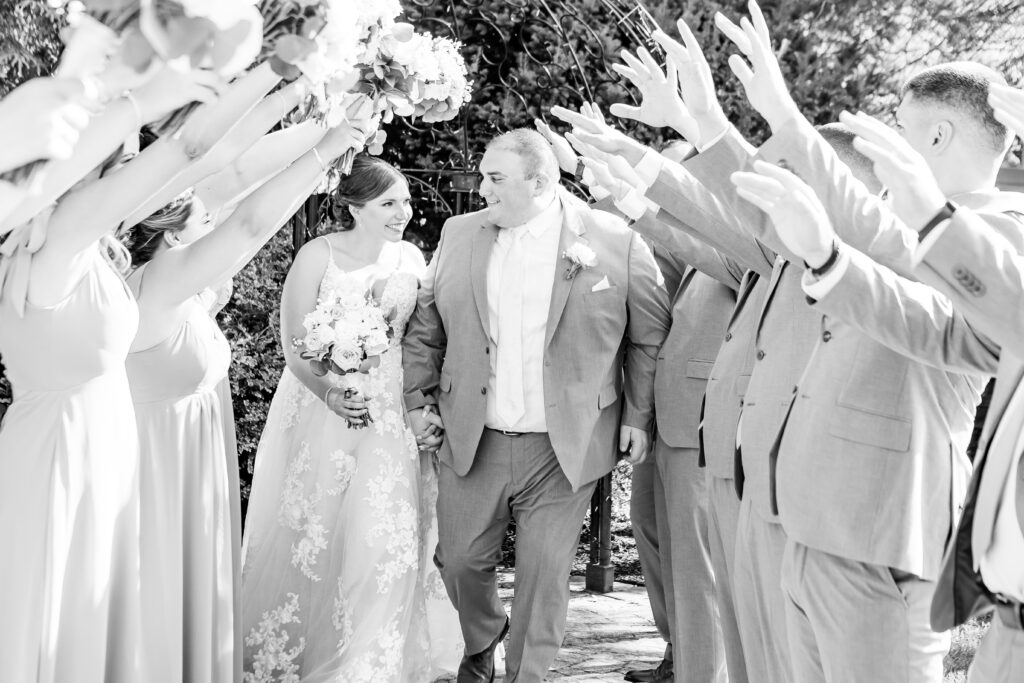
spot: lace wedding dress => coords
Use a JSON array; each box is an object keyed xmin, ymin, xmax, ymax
[{"xmin": 240, "ymin": 238, "xmax": 461, "ymax": 682}]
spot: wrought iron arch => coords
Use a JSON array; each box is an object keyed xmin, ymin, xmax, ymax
[{"xmin": 290, "ymin": 0, "xmax": 663, "ymax": 591}]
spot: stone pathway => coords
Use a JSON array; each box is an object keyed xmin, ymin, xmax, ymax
[{"xmin": 439, "ymin": 571, "xmax": 665, "ymax": 682}]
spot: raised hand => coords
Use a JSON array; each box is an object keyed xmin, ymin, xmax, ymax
[
  {"xmin": 652, "ymin": 19, "xmax": 729, "ymax": 147},
  {"xmin": 731, "ymin": 159, "xmax": 836, "ymax": 267},
  {"xmin": 0, "ymin": 77, "xmax": 93, "ymax": 172},
  {"xmin": 550, "ymin": 104, "xmax": 649, "ymax": 166},
  {"xmin": 990, "ymin": 82, "xmax": 1024, "ymax": 141},
  {"xmin": 130, "ymin": 65, "xmax": 225, "ymax": 125},
  {"xmin": 609, "ymin": 47, "xmax": 698, "ymax": 141},
  {"xmin": 715, "ymin": 0, "xmax": 801, "ymax": 132},
  {"xmin": 534, "ymin": 117, "xmax": 579, "ymax": 174},
  {"xmin": 838, "ymin": 110, "xmax": 946, "ymax": 231}
]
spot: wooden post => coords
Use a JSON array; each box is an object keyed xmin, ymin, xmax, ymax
[{"xmin": 586, "ymin": 472, "xmax": 614, "ymax": 593}]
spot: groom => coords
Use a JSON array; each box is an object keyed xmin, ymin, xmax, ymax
[{"xmin": 403, "ymin": 128, "xmax": 670, "ymax": 682}]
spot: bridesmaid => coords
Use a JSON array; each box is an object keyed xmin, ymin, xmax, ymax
[
  {"xmin": 121, "ymin": 117, "xmax": 367, "ymax": 683},
  {"xmin": 0, "ymin": 67, "xmax": 222, "ymax": 683}
]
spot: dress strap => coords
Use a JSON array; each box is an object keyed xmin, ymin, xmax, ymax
[{"xmin": 0, "ymin": 206, "xmax": 53, "ymax": 317}]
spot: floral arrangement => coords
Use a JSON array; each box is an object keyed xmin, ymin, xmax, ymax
[
  {"xmin": 562, "ymin": 242, "xmax": 597, "ymax": 279},
  {"xmin": 293, "ymin": 287, "xmax": 393, "ymax": 428},
  {"xmin": 60, "ymin": 0, "xmax": 264, "ymax": 77},
  {"xmin": 259, "ymin": 0, "xmax": 472, "ymax": 164}
]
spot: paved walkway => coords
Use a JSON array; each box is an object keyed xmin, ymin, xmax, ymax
[{"xmin": 440, "ymin": 571, "xmax": 665, "ymax": 682}]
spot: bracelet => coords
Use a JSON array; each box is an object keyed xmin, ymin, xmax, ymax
[
  {"xmin": 324, "ymin": 385, "xmax": 337, "ymax": 405},
  {"xmin": 806, "ymin": 241, "xmax": 841, "ymax": 277},
  {"xmin": 311, "ymin": 147, "xmax": 329, "ymax": 174},
  {"xmin": 917, "ymin": 200, "xmax": 957, "ymax": 242},
  {"xmin": 275, "ymin": 90, "xmax": 288, "ymax": 121},
  {"xmin": 123, "ymin": 91, "xmax": 142, "ymax": 128}
]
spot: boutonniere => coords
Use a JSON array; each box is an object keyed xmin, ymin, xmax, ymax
[{"xmin": 562, "ymin": 242, "xmax": 597, "ymax": 280}]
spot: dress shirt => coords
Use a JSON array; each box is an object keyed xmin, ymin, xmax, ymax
[{"xmin": 485, "ymin": 195, "xmax": 562, "ymax": 432}]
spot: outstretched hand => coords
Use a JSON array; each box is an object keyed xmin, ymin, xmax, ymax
[
  {"xmin": 715, "ymin": 0, "xmax": 801, "ymax": 133},
  {"xmin": 731, "ymin": 159, "xmax": 836, "ymax": 267},
  {"xmin": 550, "ymin": 104, "xmax": 649, "ymax": 166},
  {"xmin": 990, "ymin": 82, "xmax": 1024, "ymax": 141},
  {"xmin": 609, "ymin": 47, "xmax": 698, "ymax": 141},
  {"xmin": 838, "ymin": 110, "xmax": 946, "ymax": 231},
  {"xmin": 0, "ymin": 77, "xmax": 94, "ymax": 173},
  {"xmin": 534, "ymin": 117, "xmax": 579, "ymax": 174},
  {"xmin": 619, "ymin": 426, "xmax": 650, "ymax": 465},
  {"xmin": 651, "ymin": 19, "xmax": 729, "ymax": 148}
]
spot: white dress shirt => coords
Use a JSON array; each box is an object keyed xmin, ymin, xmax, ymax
[{"xmin": 485, "ymin": 196, "xmax": 562, "ymax": 432}]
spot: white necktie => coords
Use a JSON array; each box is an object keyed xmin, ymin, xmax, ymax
[{"xmin": 495, "ymin": 228, "xmax": 526, "ymax": 426}]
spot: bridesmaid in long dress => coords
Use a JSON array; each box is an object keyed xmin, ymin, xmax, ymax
[
  {"xmin": 0, "ymin": 68, "xmax": 224, "ymax": 682},
  {"xmin": 120, "ymin": 119, "xmax": 367, "ymax": 683}
]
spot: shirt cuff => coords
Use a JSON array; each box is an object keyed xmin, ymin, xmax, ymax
[
  {"xmin": 697, "ymin": 127, "xmax": 729, "ymax": 153},
  {"xmin": 633, "ymin": 148, "xmax": 663, "ymax": 192},
  {"xmin": 912, "ymin": 214, "xmax": 955, "ymax": 267},
  {"xmin": 801, "ymin": 249, "xmax": 852, "ymax": 301},
  {"xmin": 614, "ymin": 188, "xmax": 649, "ymax": 222}
]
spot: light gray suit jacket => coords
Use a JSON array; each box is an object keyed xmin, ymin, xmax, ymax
[{"xmin": 402, "ymin": 189, "xmax": 671, "ymax": 491}]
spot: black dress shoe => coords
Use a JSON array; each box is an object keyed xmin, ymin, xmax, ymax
[
  {"xmin": 623, "ymin": 657, "xmax": 673, "ymax": 682},
  {"xmin": 457, "ymin": 617, "xmax": 510, "ymax": 683}
]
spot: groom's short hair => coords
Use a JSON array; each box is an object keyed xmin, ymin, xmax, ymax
[
  {"xmin": 487, "ymin": 129, "xmax": 561, "ymax": 183},
  {"xmin": 901, "ymin": 62, "xmax": 1011, "ymax": 155}
]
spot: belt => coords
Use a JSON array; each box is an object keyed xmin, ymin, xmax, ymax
[
  {"xmin": 488, "ymin": 428, "xmax": 527, "ymax": 437},
  {"xmin": 995, "ymin": 596, "xmax": 1024, "ymax": 631}
]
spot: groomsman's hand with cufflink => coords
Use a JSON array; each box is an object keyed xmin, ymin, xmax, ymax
[{"xmin": 730, "ymin": 159, "xmax": 838, "ymax": 269}]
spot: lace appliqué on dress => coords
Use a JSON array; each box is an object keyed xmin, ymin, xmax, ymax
[{"xmin": 243, "ymin": 593, "xmax": 306, "ymax": 683}]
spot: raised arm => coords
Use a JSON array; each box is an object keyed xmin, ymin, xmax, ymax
[{"xmin": 133, "ymin": 121, "xmax": 367, "ymax": 306}]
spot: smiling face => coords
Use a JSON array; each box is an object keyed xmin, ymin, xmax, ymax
[
  {"xmin": 478, "ymin": 147, "xmax": 548, "ymax": 228},
  {"xmin": 351, "ymin": 179, "xmax": 413, "ymax": 242}
]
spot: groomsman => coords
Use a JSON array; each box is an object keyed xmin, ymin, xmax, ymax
[
  {"xmin": 712, "ymin": 7, "xmax": 1024, "ymax": 679},
  {"xmin": 403, "ymin": 129, "xmax": 670, "ymax": 683}
]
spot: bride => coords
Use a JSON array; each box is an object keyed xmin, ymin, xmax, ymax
[{"xmin": 240, "ymin": 155, "xmax": 461, "ymax": 682}]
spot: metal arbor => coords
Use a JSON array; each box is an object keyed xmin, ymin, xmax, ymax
[{"xmin": 291, "ymin": 0, "xmax": 662, "ymax": 593}]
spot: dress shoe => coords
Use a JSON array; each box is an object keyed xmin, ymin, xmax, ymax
[
  {"xmin": 457, "ymin": 617, "xmax": 510, "ymax": 683},
  {"xmin": 623, "ymin": 657, "xmax": 673, "ymax": 682}
]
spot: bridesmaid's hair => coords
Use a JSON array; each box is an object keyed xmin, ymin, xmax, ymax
[
  {"xmin": 325, "ymin": 155, "xmax": 407, "ymax": 231},
  {"xmin": 120, "ymin": 191, "xmax": 195, "ymax": 267}
]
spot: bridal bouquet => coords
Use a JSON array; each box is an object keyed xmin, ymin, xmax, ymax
[{"xmin": 293, "ymin": 290, "xmax": 393, "ymax": 428}]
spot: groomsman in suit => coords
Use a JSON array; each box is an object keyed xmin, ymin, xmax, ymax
[
  {"xmin": 828, "ymin": 103, "xmax": 1024, "ymax": 682},
  {"xmin": 403, "ymin": 128, "xmax": 670, "ymax": 683},
  {"xmin": 712, "ymin": 7, "xmax": 1024, "ymax": 678}
]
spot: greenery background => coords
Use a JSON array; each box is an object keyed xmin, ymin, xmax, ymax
[{"xmin": 0, "ymin": 4, "xmax": 1021, "ymax": 674}]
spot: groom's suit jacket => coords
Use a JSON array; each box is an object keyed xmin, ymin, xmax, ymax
[
  {"xmin": 402, "ymin": 189, "xmax": 670, "ymax": 491},
  {"xmin": 721, "ymin": 118, "xmax": 1024, "ymax": 580}
]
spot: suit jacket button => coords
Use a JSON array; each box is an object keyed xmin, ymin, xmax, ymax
[
  {"xmin": 485, "ymin": 347, "xmax": 490, "ymax": 354},
  {"xmin": 725, "ymin": 332, "xmax": 733, "ymax": 342},
  {"xmin": 756, "ymin": 350, "xmax": 765, "ymax": 360},
  {"xmin": 822, "ymin": 330, "xmax": 832, "ymax": 342},
  {"xmin": 481, "ymin": 387, "xmax": 487, "ymax": 394}
]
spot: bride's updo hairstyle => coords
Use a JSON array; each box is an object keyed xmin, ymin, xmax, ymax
[
  {"xmin": 120, "ymin": 190, "xmax": 196, "ymax": 268},
  {"xmin": 325, "ymin": 155, "xmax": 408, "ymax": 231}
]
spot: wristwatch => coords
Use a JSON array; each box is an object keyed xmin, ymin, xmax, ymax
[{"xmin": 918, "ymin": 201, "xmax": 957, "ymax": 242}]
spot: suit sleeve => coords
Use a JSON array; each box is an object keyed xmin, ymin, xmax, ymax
[
  {"xmin": 643, "ymin": 144, "xmax": 775, "ymax": 278},
  {"xmin": 402, "ymin": 224, "xmax": 450, "ymax": 410},
  {"xmin": 811, "ymin": 246, "xmax": 1000, "ymax": 377},
  {"xmin": 630, "ymin": 209, "xmax": 743, "ymax": 291},
  {"xmin": 622, "ymin": 230, "xmax": 671, "ymax": 431},
  {"xmin": 757, "ymin": 117, "xmax": 921, "ymax": 276},
  {"xmin": 914, "ymin": 208, "xmax": 1024, "ymax": 355}
]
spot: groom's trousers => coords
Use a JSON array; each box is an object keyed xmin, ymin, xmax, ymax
[{"xmin": 435, "ymin": 429, "xmax": 595, "ymax": 683}]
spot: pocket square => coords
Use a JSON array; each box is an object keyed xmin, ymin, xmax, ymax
[{"xmin": 591, "ymin": 276, "xmax": 611, "ymax": 292}]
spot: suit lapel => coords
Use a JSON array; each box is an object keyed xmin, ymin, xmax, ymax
[
  {"xmin": 471, "ymin": 220, "xmax": 499, "ymax": 340},
  {"xmin": 755, "ymin": 257, "xmax": 787, "ymax": 343},
  {"xmin": 725, "ymin": 270, "xmax": 761, "ymax": 333},
  {"xmin": 544, "ymin": 192, "xmax": 586, "ymax": 349}
]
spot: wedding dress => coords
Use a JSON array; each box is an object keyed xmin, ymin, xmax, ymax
[{"xmin": 240, "ymin": 237, "xmax": 461, "ymax": 682}]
